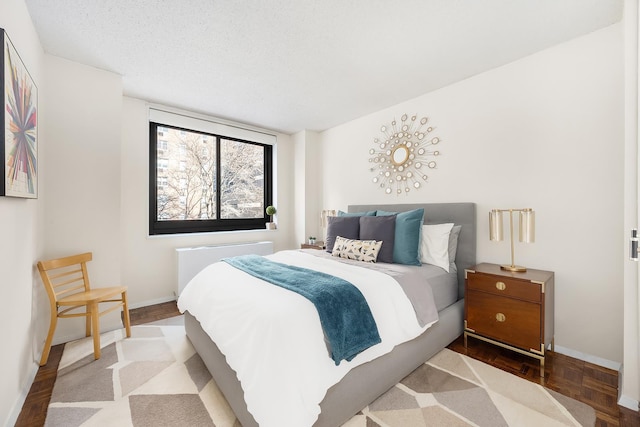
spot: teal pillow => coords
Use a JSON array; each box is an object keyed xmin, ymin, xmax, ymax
[
  {"xmin": 337, "ymin": 210, "xmax": 376, "ymax": 217},
  {"xmin": 376, "ymin": 208, "xmax": 424, "ymax": 265}
]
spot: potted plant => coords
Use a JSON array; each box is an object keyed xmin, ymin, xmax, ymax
[
  {"xmin": 308, "ymin": 236, "xmax": 316, "ymax": 245},
  {"xmin": 266, "ymin": 205, "xmax": 277, "ymax": 230}
]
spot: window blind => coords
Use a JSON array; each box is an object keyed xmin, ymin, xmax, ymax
[{"xmin": 149, "ymin": 107, "xmax": 277, "ymax": 146}]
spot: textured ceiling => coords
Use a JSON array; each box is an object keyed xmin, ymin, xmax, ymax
[{"xmin": 25, "ymin": 0, "xmax": 622, "ymax": 134}]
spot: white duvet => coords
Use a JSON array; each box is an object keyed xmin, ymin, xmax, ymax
[{"xmin": 177, "ymin": 250, "xmax": 436, "ymax": 427}]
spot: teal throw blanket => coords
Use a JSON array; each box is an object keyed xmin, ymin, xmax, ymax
[{"xmin": 223, "ymin": 254, "xmax": 381, "ymax": 365}]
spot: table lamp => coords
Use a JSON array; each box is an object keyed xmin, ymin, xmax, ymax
[{"xmin": 489, "ymin": 208, "xmax": 535, "ymax": 272}]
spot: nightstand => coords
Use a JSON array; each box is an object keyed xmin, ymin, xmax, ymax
[
  {"xmin": 301, "ymin": 241, "xmax": 324, "ymax": 250},
  {"xmin": 464, "ymin": 262, "xmax": 554, "ymax": 376}
]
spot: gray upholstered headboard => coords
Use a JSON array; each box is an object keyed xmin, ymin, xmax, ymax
[{"xmin": 347, "ymin": 203, "xmax": 476, "ymax": 300}]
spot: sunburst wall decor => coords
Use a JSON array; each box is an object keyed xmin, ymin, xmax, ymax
[{"xmin": 368, "ymin": 114, "xmax": 440, "ymax": 195}]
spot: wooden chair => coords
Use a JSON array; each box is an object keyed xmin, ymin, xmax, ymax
[{"xmin": 37, "ymin": 252, "xmax": 131, "ymax": 366}]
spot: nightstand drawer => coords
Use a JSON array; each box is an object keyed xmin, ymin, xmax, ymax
[
  {"xmin": 467, "ymin": 273, "xmax": 541, "ymax": 303},
  {"xmin": 466, "ymin": 290, "xmax": 541, "ymax": 351}
]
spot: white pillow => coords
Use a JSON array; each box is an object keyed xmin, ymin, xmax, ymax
[{"xmin": 420, "ymin": 223, "xmax": 454, "ymax": 272}]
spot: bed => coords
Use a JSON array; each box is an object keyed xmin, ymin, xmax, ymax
[{"xmin": 180, "ymin": 202, "xmax": 476, "ymax": 427}]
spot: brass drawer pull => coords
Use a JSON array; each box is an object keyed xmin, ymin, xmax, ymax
[
  {"xmin": 496, "ymin": 313, "xmax": 506, "ymax": 322},
  {"xmin": 495, "ymin": 281, "xmax": 506, "ymax": 291}
]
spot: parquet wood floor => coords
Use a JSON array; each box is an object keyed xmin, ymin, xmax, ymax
[
  {"xmin": 447, "ymin": 336, "xmax": 640, "ymax": 427},
  {"xmin": 15, "ymin": 301, "xmax": 639, "ymax": 426}
]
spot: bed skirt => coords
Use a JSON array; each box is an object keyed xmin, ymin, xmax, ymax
[{"xmin": 184, "ymin": 298, "xmax": 464, "ymax": 427}]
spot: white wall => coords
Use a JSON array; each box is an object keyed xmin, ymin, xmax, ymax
[
  {"xmin": 293, "ymin": 131, "xmax": 306, "ymax": 245},
  {"xmin": 42, "ymin": 55, "xmax": 125, "ymax": 343},
  {"xmin": 319, "ymin": 24, "xmax": 625, "ymax": 364},
  {"xmin": 0, "ymin": 1, "xmax": 45, "ymax": 425},
  {"xmin": 292, "ymin": 130, "xmax": 323, "ymax": 245}
]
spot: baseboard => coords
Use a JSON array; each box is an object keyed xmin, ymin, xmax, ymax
[
  {"xmin": 6, "ymin": 362, "xmax": 39, "ymax": 427},
  {"xmin": 128, "ymin": 295, "xmax": 177, "ymax": 310},
  {"xmin": 553, "ymin": 344, "xmax": 621, "ymax": 371},
  {"xmin": 618, "ymin": 394, "xmax": 639, "ymax": 411},
  {"xmin": 49, "ymin": 295, "xmax": 179, "ymax": 345}
]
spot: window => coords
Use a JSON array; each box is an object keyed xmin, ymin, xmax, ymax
[{"xmin": 149, "ymin": 120, "xmax": 273, "ymax": 235}]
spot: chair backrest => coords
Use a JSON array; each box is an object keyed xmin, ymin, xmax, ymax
[{"xmin": 37, "ymin": 252, "xmax": 93, "ymax": 305}]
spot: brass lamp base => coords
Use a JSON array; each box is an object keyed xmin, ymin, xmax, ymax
[{"xmin": 501, "ymin": 264, "xmax": 527, "ymax": 272}]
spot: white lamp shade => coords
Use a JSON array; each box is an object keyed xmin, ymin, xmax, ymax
[
  {"xmin": 519, "ymin": 210, "xmax": 535, "ymax": 243},
  {"xmin": 321, "ymin": 209, "xmax": 336, "ymax": 227},
  {"xmin": 489, "ymin": 210, "xmax": 503, "ymax": 241}
]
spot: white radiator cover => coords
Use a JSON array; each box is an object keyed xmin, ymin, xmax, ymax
[{"xmin": 176, "ymin": 241, "xmax": 274, "ymax": 296}]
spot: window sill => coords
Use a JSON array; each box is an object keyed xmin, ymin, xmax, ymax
[{"xmin": 146, "ymin": 227, "xmax": 278, "ymax": 239}]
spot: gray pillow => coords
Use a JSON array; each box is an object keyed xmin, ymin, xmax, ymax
[
  {"xmin": 449, "ymin": 225, "xmax": 462, "ymax": 263},
  {"xmin": 359, "ymin": 215, "xmax": 396, "ymax": 263},
  {"xmin": 325, "ymin": 216, "xmax": 360, "ymax": 253}
]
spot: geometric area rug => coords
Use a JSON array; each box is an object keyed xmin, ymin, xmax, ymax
[
  {"xmin": 348, "ymin": 348, "xmax": 596, "ymax": 427},
  {"xmin": 45, "ymin": 318, "xmax": 238, "ymax": 427},
  {"xmin": 45, "ymin": 318, "xmax": 595, "ymax": 427}
]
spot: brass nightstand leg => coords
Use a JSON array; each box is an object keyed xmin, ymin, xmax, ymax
[
  {"xmin": 464, "ymin": 331, "xmax": 468, "ymax": 348},
  {"xmin": 551, "ymin": 337, "xmax": 555, "ymax": 353},
  {"xmin": 540, "ymin": 357, "xmax": 545, "ymax": 378}
]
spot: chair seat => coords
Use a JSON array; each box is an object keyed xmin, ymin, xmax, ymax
[{"xmin": 57, "ymin": 286, "xmax": 127, "ymax": 306}]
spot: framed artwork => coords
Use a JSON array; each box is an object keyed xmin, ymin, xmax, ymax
[{"xmin": 1, "ymin": 28, "xmax": 37, "ymax": 198}]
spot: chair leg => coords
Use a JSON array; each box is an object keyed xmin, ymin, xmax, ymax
[
  {"xmin": 122, "ymin": 291, "xmax": 131, "ymax": 338},
  {"xmin": 39, "ymin": 314, "xmax": 58, "ymax": 366},
  {"xmin": 89, "ymin": 302, "xmax": 101, "ymax": 360},
  {"xmin": 85, "ymin": 309, "xmax": 91, "ymax": 337}
]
